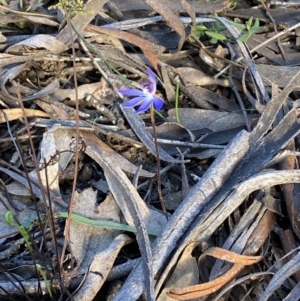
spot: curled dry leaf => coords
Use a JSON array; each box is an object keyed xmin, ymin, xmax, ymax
[
  {"xmin": 167, "ymin": 248, "xmax": 262, "ymax": 300},
  {"xmin": 6, "ymin": 35, "xmax": 67, "ymax": 55},
  {"xmin": 85, "ymin": 24, "xmax": 163, "ymax": 71},
  {"xmin": 146, "ymin": 0, "xmax": 186, "ymax": 52},
  {"xmin": 86, "ymin": 24, "xmax": 165, "ymax": 54},
  {"xmin": 0, "ymin": 108, "xmax": 49, "ymax": 123},
  {"xmin": 167, "ymin": 197, "xmax": 276, "ymax": 300}
]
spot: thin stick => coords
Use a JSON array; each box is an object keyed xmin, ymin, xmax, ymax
[
  {"xmin": 60, "ymin": 17, "xmax": 81, "ymax": 272},
  {"xmin": 150, "ymin": 105, "xmax": 167, "ymax": 218}
]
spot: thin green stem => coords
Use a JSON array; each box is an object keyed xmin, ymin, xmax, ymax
[{"xmin": 154, "ymin": 109, "xmax": 167, "ymax": 121}]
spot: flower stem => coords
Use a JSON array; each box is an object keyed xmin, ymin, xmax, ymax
[
  {"xmin": 150, "ymin": 105, "xmax": 167, "ymax": 218},
  {"xmin": 175, "ymin": 82, "xmax": 180, "ymax": 123}
]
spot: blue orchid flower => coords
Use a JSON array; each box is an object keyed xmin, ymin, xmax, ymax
[{"xmin": 118, "ymin": 67, "xmax": 164, "ymax": 114}]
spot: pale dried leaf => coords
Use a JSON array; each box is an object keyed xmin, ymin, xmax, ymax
[
  {"xmin": 29, "ymin": 125, "xmax": 72, "ymax": 206},
  {"xmin": 73, "ymin": 234, "xmax": 132, "ymax": 301},
  {"xmin": 52, "ymin": 82, "xmax": 100, "ymax": 102},
  {"xmin": 180, "ymin": 0, "xmax": 195, "ymax": 27},
  {"xmin": 6, "ymin": 34, "xmax": 67, "ymax": 55},
  {"xmin": 0, "ymin": 108, "xmax": 49, "ymax": 123},
  {"xmin": 0, "ymin": 32, "xmax": 6, "ymax": 43},
  {"xmin": 5, "ymin": 181, "xmax": 33, "ymax": 199},
  {"xmin": 103, "ymin": 164, "xmax": 166, "ymax": 235},
  {"xmin": 157, "ymin": 243, "xmax": 198, "ymax": 301},
  {"xmin": 22, "ymin": 15, "xmax": 59, "ymax": 27},
  {"xmin": 69, "ymin": 190, "xmax": 121, "ymax": 273},
  {"xmin": 71, "ymin": 129, "xmax": 155, "ymax": 178},
  {"xmin": 168, "ymin": 108, "xmax": 251, "ymax": 132},
  {"xmin": 121, "ymin": 107, "xmax": 183, "ymax": 163},
  {"xmin": 176, "ymin": 67, "xmax": 231, "ymax": 87}
]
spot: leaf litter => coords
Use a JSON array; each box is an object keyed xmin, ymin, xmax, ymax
[{"xmin": 0, "ymin": 0, "xmax": 300, "ymax": 301}]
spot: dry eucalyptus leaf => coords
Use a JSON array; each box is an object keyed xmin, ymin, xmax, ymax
[
  {"xmin": 105, "ymin": 164, "xmax": 156, "ymax": 299},
  {"xmin": 121, "ymin": 107, "xmax": 183, "ymax": 163},
  {"xmin": 6, "ymin": 34, "xmax": 67, "ymax": 55},
  {"xmin": 29, "ymin": 124, "xmax": 73, "ymax": 209},
  {"xmin": 36, "ymin": 125, "xmax": 165, "ymax": 235},
  {"xmin": 0, "ymin": 108, "xmax": 49, "ymax": 123},
  {"xmin": 73, "ymin": 234, "xmax": 132, "ymax": 301},
  {"xmin": 168, "ymin": 248, "xmax": 263, "ymax": 299},
  {"xmin": 102, "ymin": 160, "xmax": 167, "ymax": 236},
  {"xmin": 69, "ymin": 190, "xmax": 122, "ymax": 273},
  {"xmin": 259, "ymin": 251, "xmax": 300, "ymax": 301},
  {"xmin": 1, "ymin": 64, "xmax": 60, "ymax": 103},
  {"xmin": 157, "ymin": 243, "xmax": 198, "ymax": 301},
  {"xmin": 146, "ymin": 0, "xmax": 186, "ymax": 52},
  {"xmin": 176, "ymin": 67, "xmax": 231, "ymax": 87},
  {"xmin": 52, "ymin": 82, "xmax": 101, "ymax": 103},
  {"xmin": 21, "ymin": 15, "xmax": 59, "ymax": 27},
  {"xmin": 5, "ymin": 181, "xmax": 32, "ymax": 198},
  {"xmin": 168, "ymin": 108, "xmax": 251, "ymax": 132},
  {"xmin": 67, "ymin": 128, "xmax": 155, "ymax": 178}
]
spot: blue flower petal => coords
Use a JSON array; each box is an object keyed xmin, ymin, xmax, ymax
[
  {"xmin": 147, "ymin": 67, "xmax": 157, "ymax": 91},
  {"xmin": 136, "ymin": 97, "xmax": 153, "ymax": 114},
  {"xmin": 123, "ymin": 96, "xmax": 145, "ymax": 108},
  {"xmin": 119, "ymin": 68, "xmax": 164, "ymax": 114},
  {"xmin": 118, "ymin": 89, "xmax": 146, "ymax": 97},
  {"xmin": 152, "ymin": 97, "xmax": 164, "ymax": 110}
]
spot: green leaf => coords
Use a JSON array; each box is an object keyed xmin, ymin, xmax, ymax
[
  {"xmin": 5, "ymin": 211, "xmax": 14, "ymax": 226},
  {"xmin": 229, "ymin": 20, "xmax": 246, "ymax": 31},
  {"xmin": 254, "ymin": 18, "xmax": 260, "ymax": 28},
  {"xmin": 229, "ymin": 0, "xmax": 237, "ymax": 9},
  {"xmin": 193, "ymin": 24, "xmax": 207, "ymax": 39},
  {"xmin": 238, "ymin": 33, "xmax": 251, "ymax": 42},
  {"xmin": 246, "ymin": 16, "xmax": 253, "ymax": 31},
  {"xmin": 251, "ymin": 19, "xmax": 265, "ymax": 33},
  {"xmin": 205, "ymin": 31, "xmax": 227, "ymax": 41},
  {"xmin": 194, "ymin": 24, "xmax": 207, "ymax": 31},
  {"xmin": 210, "ymin": 37, "xmax": 218, "ymax": 44}
]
